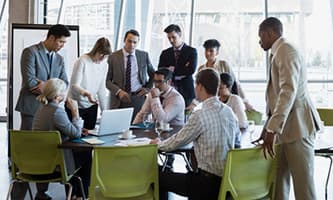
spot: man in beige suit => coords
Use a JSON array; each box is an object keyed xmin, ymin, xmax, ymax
[{"xmin": 254, "ymin": 17, "xmax": 321, "ymax": 200}]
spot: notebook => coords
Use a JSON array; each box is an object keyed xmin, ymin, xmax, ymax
[{"xmin": 89, "ymin": 107, "xmax": 134, "ymax": 136}]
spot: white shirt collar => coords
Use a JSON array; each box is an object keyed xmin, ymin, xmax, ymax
[{"xmin": 270, "ymin": 36, "xmax": 283, "ymax": 56}]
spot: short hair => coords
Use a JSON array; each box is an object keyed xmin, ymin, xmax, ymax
[
  {"xmin": 220, "ymin": 73, "xmax": 234, "ymax": 88},
  {"xmin": 89, "ymin": 37, "xmax": 112, "ymax": 56},
  {"xmin": 47, "ymin": 24, "xmax": 71, "ymax": 39},
  {"xmin": 164, "ymin": 24, "xmax": 182, "ymax": 34},
  {"xmin": 195, "ymin": 68, "xmax": 220, "ymax": 95},
  {"xmin": 36, "ymin": 78, "xmax": 67, "ymax": 105},
  {"xmin": 155, "ymin": 68, "xmax": 173, "ymax": 81},
  {"xmin": 259, "ymin": 17, "xmax": 283, "ymax": 36},
  {"xmin": 203, "ymin": 39, "xmax": 221, "ymax": 51},
  {"xmin": 124, "ymin": 29, "xmax": 140, "ymax": 41}
]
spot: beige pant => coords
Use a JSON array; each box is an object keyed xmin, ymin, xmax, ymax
[{"xmin": 275, "ymin": 135, "xmax": 316, "ymax": 200}]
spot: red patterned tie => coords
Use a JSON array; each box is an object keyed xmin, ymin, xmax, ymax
[
  {"xmin": 174, "ymin": 50, "xmax": 180, "ymax": 65},
  {"xmin": 125, "ymin": 54, "xmax": 132, "ymax": 93}
]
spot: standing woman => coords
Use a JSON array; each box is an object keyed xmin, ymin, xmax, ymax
[{"xmin": 68, "ymin": 37, "xmax": 112, "ymax": 129}]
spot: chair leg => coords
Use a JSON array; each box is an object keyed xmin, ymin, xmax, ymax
[
  {"xmin": 73, "ymin": 175, "xmax": 86, "ymax": 200},
  {"xmin": 6, "ymin": 180, "xmax": 15, "ymax": 200},
  {"xmin": 323, "ymin": 155, "xmax": 332, "ymax": 200},
  {"xmin": 65, "ymin": 183, "xmax": 73, "ymax": 200},
  {"xmin": 27, "ymin": 183, "xmax": 33, "ymax": 200}
]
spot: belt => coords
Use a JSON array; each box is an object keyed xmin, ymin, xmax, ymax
[
  {"xmin": 130, "ymin": 91, "xmax": 140, "ymax": 96},
  {"xmin": 198, "ymin": 168, "xmax": 219, "ymax": 178}
]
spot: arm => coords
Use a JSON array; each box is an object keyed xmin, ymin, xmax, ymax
[
  {"xmin": 144, "ymin": 53, "xmax": 155, "ymax": 89},
  {"xmin": 181, "ymin": 47, "xmax": 198, "ymax": 76},
  {"xmin": 106, "ymin": 55, "xmax": 121, "ymax": 94},
  {"xmin": 158, "ymin": 111, "xmax": 202, "ymax": 152},
  {"xmin": 53, "ymin": 107, "xmax": 82, "ymax": 139},
  {"xmin": 20, "ymin": 48, "xmax": 39, "ymax": 90},
  {"xmin": 231, "ymin": 95, "xmax": 247, "ymax": 128},
  {"xmin": 151, "ymin": 93, "xmax": 184, "ymax": 123},
  {"xmin": 132, "ymin": 94, "xmax": 152, "ymax": 124},
  {"xmin": 58, "ymin": 57, "xmax": 69, "ymax": 85},
  {"xmin": 97, "ymin": 65, "xmax": 108, "ymax": 110}
]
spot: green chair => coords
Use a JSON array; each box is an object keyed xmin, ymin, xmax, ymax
[
  {"xmin": 89, "ymin": 145, "xmax": 159, "ymax": 200},
  {"xmin": 245, "ymin": 110, "xmax": 263, "ymax": 125},
  {"xmin": 218, "ymin": 147, "xmax": 278, "ymax": 200},
  {"xmin": 317, "ymin": 108, "xmax": 333, "ymax": 125},
  {"xmin": 7, "ymin": 130, "xmax": 85, "ymax": 200}
]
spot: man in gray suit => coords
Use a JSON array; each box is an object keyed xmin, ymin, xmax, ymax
[
  {"xmin": 13, "ymin": 24, "xmax": 70, "ymax": 200},
  {"xmin": 254, "ymin": 17, "xmax": 321, "ymax": 200},
  {"xmin": 106, "ymin": 29, "xmax": 155, "ymax": 119}
]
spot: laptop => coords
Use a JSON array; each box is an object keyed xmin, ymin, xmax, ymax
[{"xmin": 89, "ymin": 107, "xmax": 134, "ymax": 136}]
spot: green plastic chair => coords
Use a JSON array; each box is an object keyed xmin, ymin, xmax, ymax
[
  {"xmin": 7, "ymin": 130, "xmax": 85, "ymax": 200},
  {"xmin": 89, "ymin": 145, "xmax": 159, "ymax": 200},
  {"xmin": 245, "ymin": 110, "xmax": 263, "ymax": 125},
  {"xmin": 317, "ymin": 108, "xmax": 333, "ymax": 125},
  {"xmin": 218, "ymin": 146, "xmax": 278, "ymax": 200}
]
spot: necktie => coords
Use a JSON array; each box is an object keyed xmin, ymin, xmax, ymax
[
  {"xmin": 174, "ymin": 50, "xmax": 181, "ymax": 65},
  {"xmin": 125, "ymin": 54, "xmax": 132, "ymax": 93},
  {"xmin": 159, "ymin": 96, "xmax": 165, "ymax": 105},
  {"xmin": 46, "ymin": 53, "xmax": 52, "ymax": 78}
]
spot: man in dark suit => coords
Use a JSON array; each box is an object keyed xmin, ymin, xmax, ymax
[
  {"xmin": 158, "ymin": 24, "xmax": 198, "ymax": 107},
  {"xmin": 106, "ymin": 29, "xmax": 155, "ymax": 119},
  {"xmin": 13, "ymin": 24, "xmax": 70, "ymax": 200}
]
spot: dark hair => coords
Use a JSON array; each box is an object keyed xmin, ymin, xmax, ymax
[
  {"xmin": 203, "ymin": 39, "xmax": 221, "ymax": 51},
  {"xmin": 195, "ymin": 69, "xmax": 220, "ymax": 95},
  {"xmin": 155, "ymin": 68, "xmax": 173, "ymax": 81},
  {"xmin": 47, "ymin": 24, "xmax": 71, "ymax": 39},
  {"xmin": 259, "ymin": 17, "xmax": 283, "ymax": 36},
  {"xmin": 124, "ymin": 29, "xmax": 140, "ymax": 41},
  {"xmin": 220, "ymin": 73, "xmax": 234, "ymax": 88},
  {"xmin": 164, "ymin": 24, "xmax": 182, "ymax": 34},
  {"xmin": 89, "ymin": 37, "xmax": 112, "ymax": 56}
]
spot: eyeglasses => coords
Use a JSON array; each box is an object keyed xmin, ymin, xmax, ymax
[{"xmin": 153, "ymin": 79, "xmax": 166, "ymax": 84}]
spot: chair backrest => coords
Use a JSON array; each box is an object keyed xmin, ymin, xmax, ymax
[
  {"xmin": 245, "ymin": 110, "xmax": 263, "ymax": 125},
  {"xmin": 89, "ymin": 145, "xmax": 159, "ymax": 199},
  {"xmin": 218, "ymin": 147, "xmax": 278, "ymax": 200},
  {"xmin": 10, "ymin": 130, "xmax": 69, "ymax": 182},
  {"xmin": 316, "ymin": 108, "xmax": 333, "ymax": 125}
]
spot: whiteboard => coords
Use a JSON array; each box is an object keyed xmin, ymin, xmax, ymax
[{"xmin": 8, "ymin": 24, "xmax": 79, "ymax": 130}]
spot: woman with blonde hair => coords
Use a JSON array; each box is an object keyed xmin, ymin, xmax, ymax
[
  {"xmin": 68, "ymin": 37, "xmax": 112, "ymax": 129},
  {"xmin": 33, "ymin": 78, "xmax": 90, "ymax": 199}
]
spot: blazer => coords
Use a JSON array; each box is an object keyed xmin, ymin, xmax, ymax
[
  {"xmin": 106, "ymin": 49, "xmax": 155, "ymax": 108},
  {"xmin": 15, "ymin": 42, "xmax": 68, "ymax": 116},
  {"xmin": 265, "ymin": 38, "xmax": 321, "ymax": 143},
  {"xmin": 158, "ymin": 43, "xmax": 198, "ymax": 106}
]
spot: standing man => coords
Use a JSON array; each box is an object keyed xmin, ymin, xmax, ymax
[
  {"xmin": 254, "ymin": 17, "xmax": 321, "ymax": 200},
  {"xmin": 133, "ymin": 68, "xmax": 185, "ymax": 126},
  {"xmin": 14, "ymin": 24, "xmax": 71, "ymax": 200},
  {"xmin": 158, "ymin": 24, "xmax": 198, "ymax": 107},
  {"xmin": 106, "ymin": 29, "xmax": 155, "ymax": 119},
  {"xmin": 151, "ymin": 69, "xmax": 239, "ymax": 200}
]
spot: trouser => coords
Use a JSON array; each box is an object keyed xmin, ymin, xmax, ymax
[
  {"xmin": 119, "ymin": 94, "xmax": 145, "ymax": 122},
  {"xmin": 275, "ymin": 135, "xmax": 316, "ymax": 200},
  {"xmin": 66, "ymin": 104, "xmax": 98, "ymax": 130},
  {"xmin": 159, "ymin": 168, "xmax": 221, "ymax": 200}
]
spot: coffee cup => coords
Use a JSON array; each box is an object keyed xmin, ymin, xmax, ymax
[
  {"xmin": 122, "ymin": 130, "xmax": 133, "ymax": 139},
  {"xmin": 161, "ymin": 122, "xmax": 170, "ymax": 130}
]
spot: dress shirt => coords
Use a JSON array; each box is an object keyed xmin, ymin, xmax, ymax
[
  {"xmin": 225, "ymin": 94, "xmax": 247, "ymax": 128},
  {"xmin": 68, "ymin": 54, "xmax": 108, "ymax": 110},
  {"xmin": 122, "ymin": 48, "xmax": 142, "ymax": 92},
  {"xmin": 133, "ymin": 87, "xmax": 185, "ymax": 125},
  {"xmin": 158, "ymin": 96, "xmax": 239, "ymax": 176}
]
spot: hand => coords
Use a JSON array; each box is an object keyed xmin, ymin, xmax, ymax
[
  {"xmin": 150, "ymin": 88, "xmax": 161, "ymax": 98},
  {"xmin": 185, "ymin": 102, "xmax": 196, "ymax": 112},
  {"xmin": 137, "ymin": 88, "xmax": 149, "ymax": 96},
  {"xmin": 150, "ymin": 138, "xmax": 161, "ymax": 144},
  {"xmin": 262, "ymin": 130, "xmax": 276, "ymax": 159},
  {"xmin": 66, "ymin": 98, "xmax": 80, "ymax": 119},
  {"xmin": 85, "ymin": 92, "xmax": 98, "ymax": 104},
  {"xmin": 245, "ymin": 101, "xmax": 254, "ymax": 111},
  {"xmin": 82, "ymin": 128, "xmax": 89, "ymax": 136},
  {"xmin": 251, "ymin": 128, "xmax": 266, "ymax": 146},
  {"xmin": 118, "ymin": 90, "xmax": 131, "ymax": 103},
  {"xmin": 30, "ymin": 79, "xmax": 45, "ymax": 95},
  {"xmin": 168, "ymin": 66, "xmax": 175, "ymax": 72}
]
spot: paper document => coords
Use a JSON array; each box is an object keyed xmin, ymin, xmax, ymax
[{"xmin": 82, "ymin": 137, "xmax": 105, "ymax": 145}]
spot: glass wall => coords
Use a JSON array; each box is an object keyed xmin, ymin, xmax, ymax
[
  {"xmin": 3, "ymin": 0, "xmax": 333, "ymax": 118},
  {"xmin": 0, "ymin": 0, "xmax": 8, "ymax": 119}
]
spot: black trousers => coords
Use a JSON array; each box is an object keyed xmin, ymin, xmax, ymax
[
  {"xmin": 159, "ymin": 168, "xmax": 222, "ymax": 200},
  {"xmin": 66, "ymin": 104, "xmax": 98, "ymax": 130}
]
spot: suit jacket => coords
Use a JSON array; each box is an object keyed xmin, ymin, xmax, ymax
[
  {"xmin": 106, "ymin": 49, "xmax": 155, "ymax": 108},
  {"xmin": 15, "ymin": 42, "xmax": 68, "ymax": 116},
  {"xmin": 158, "ymin": 43, "xmax": 198, "ymax": 106},
  {"xmin": 265, "ymin": 38, "xmax": 320, "ymax": 143}
]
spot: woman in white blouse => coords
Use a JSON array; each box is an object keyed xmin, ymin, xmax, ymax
[
  {"xmin": 68, "ymin": 37, "xmax": 112, "ymax": 129},
  {"xmin": 219, "ymin": 72, "xmax": 248, "ymax": 128}
]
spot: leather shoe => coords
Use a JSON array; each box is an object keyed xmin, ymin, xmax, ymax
[{"xmin": 34, "ymin": 192, "xmax": 52, "ymax": 200}]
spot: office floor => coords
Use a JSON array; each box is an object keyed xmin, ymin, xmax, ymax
[{"xmin": 0, "ymin": 122, "xmax": 332, "ymax": 200}]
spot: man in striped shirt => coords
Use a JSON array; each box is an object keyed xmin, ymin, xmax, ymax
[{"xmin": 151, "ymin": 68, "xmax": 239, "ymax": 200}]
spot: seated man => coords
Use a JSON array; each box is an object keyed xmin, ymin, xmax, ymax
[
  {"xmin": 151, "ymin": 69, "xmax": 240, "ymax": 200},
  {"xmin": 133, "ymin": 68, "xmax": 185, "ymax": 126}
]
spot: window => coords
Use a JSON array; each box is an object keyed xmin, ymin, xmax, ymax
[{"xmin": 0, "ymin": 0, "xmax": 8, "ymax": 119}]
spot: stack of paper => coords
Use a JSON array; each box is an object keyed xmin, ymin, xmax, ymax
[{"xmin": 82, "ymin": 137, "xmax": 105, "ymax": 145}]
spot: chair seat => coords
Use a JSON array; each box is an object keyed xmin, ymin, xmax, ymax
[
  {"xmin": 235, "ymin": 187, "xmax": 270, "ymax": 200},
  {"xmin": 93, "ymin": 186, "xmax": 154, "ymax": 200}
]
